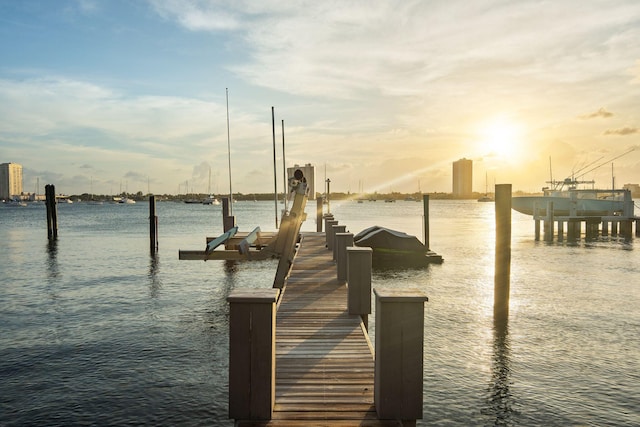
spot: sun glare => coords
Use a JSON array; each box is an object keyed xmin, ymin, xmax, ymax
[{"xmin": 478, "ymin": 116, "xmax": 525, "ymax": 161}]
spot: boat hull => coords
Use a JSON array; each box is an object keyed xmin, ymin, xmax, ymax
[{"xmin": 512, "ymin": 196, "xmax": 625, "ymax": 216}]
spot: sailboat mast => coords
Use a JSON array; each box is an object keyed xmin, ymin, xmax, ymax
[
  {"xmin": 272, "ymin": 106, "xmax": 278, "ymax": 229},
  {"xmin": 282, "ymin": 119, "xmax": 288, "ymax": 212},
  {"xmin": 226, "ymin": 88, "xmax": 233, "ymax": 215}
]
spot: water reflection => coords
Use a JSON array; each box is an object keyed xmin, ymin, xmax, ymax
[
  {"xmin": 46, "ymin": 239, "xmax": 59, "ymax": 280},
  {"xmin": 148, "ymin": 254, "xmax": 161, "ymax": 298},
  {"xmin": 484, "ymin": 318, "xmax": 514, "ymax": 425}
]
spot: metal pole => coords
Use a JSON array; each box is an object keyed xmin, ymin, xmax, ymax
[
  {"xmin": 272, "ymin": 106, "xmax": 278, "ymax": 229},
  {"xmin": 282, "ymin": 119, "xmax": 288, "ymax": 212},
  {"xmin": 226, "ymin": 88, "xmax": 233, "ymax": 215}
]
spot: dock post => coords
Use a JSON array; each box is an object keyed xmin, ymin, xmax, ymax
[
  {"xmin": 347, "ymin": 246, "xmax": 372, "ymax": 329},
  {"xmin": 325, "ymin": 219, "xmax": 338, "ymax": 249},
  {"xmin": 602, "ymin": 220, "xmax": 609, "ymax": 236},
  {"xmin": 222, "ymin": 197, "xmax": 236, "ymax": 232},
  {"xmin": 544, "ymin": 201, "xmax": 554, "ymax": 242},
  {"xmin": 227, "ymin": 288, "xmax": 279, "ymax": 421},
  {"xmin": 331, "ymin": 224, "xmax": 346, "ymax": 260},
  {"xmin": 316, "ymin": 197, "xmax": 323, "ymax": 232},
  {"xmin": 422, "ymin": 194, "xmax": 430, "ymax": 249},
  {"xmin": 611, "ymin": 221, "xmax": 618, "ymax": 237},
  {"xmin": 557, "ymin": 220, "xmax": 564, "ymax": 242},
  {"xmin": 335, "ymin": 232, "xmax": 354, "ymax": 283},
  {"xmin": 636, "ymin": 219, "xmax": 640, "ymax": 238},
  {"xmin": 149, "ymin": 195, "xmax": 158, "ymax": 253},
  {"xmin": 533, "ymin": 202, "xmax": 540, "ymax": 241},
  {"xmin": 45, "ymin": 184, "xmax": 58, "ymax": 240},
  {"xmin": 373, "ymin": 288, "xmax": 428, "ymax": 424},
  {"xmin": 586, "ymin": 217, "xmax": 599, "ymax": 241},
  {"xmin": 621, "ymin": 220, "xmax": 632, "ymax": 240},
  {"xmin": 567, "ymin": 219, "xmax": 578, "ymax": 242},
  {"xmin": 494, "ymin": 184, "xmax": 511, "ymax": 323}
]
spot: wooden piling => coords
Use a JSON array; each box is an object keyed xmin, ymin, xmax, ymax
[
  {"xmin": 45, "ymin": 184, "xmax": 58, "ymax": 240},
  {"xmin": 227, "ymin": 288, "xmax": 279, "ymax": 421},
  {"xmin": 335, "ymin": 232, "xmax": 354, "ymax": 283},
  {"xmin": 316, "ymin": 197, "xmax": 323, "ymax": 232},
  {"xmin": 149, "ymin": 195, "xmax": 158, "ymax": 253},
  {"xmin": 494, "ymin": 184, "xmax": 511, "ymax": 323},
  {"xmin": 325, "ymin": 219, "xmax": 338, "ymax": 250},
  {"xmin": 544, "ymin": 201, "xmax": 554, "ymax": 242},
  {"xmin": 374, "ymin": 288, "xmax": 428, "ymax": 424},
  {"xmin": 347, "ymin": 246, "xmax": 372, "ymax": 329},
  {"xmin": 331, "ymin": 224, "xmax": 346, "ymax": 260},
  {"xmin": 422, "ymin": 195, "xmax": 430, "ymax": 249},
  {"xmin": 557, "ymin": 220, "xmax": 564, "ymax": 242},
  {"xmin": 222, "ymin": 197, "xmax": 236, "ymax": 232},
  {"xmin": 322, "ymin": 214, "xmax": 334, "ymax": 237}
]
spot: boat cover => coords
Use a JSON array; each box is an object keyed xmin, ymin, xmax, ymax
[{"xmin": 354, "ymin": 226, "xmax": 426, "ymax": 253}]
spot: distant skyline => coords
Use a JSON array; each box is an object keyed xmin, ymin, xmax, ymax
[{"xmin": 1, "ymin": 0, "xmax": 639, "ymax": 196}]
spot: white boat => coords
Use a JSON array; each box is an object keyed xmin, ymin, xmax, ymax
[
  {"xmin": 203, "ymin": 195, "xmax": 220, "ymax": 205},
  {"xmin": 3, "ymin": 198, "xmax": 27, "ymax": 207},
  {"xmin": 512, "ymin": 178, "xmax": 629, "ymax": 216},
  {"xmin": 119, "ymin": 197, "xmax": 136, "ymax": 204}
]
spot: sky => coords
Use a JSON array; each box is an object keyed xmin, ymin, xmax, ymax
[{"xmin": 1, "ymin": 0, "xmax": 640, "ymax": 196}]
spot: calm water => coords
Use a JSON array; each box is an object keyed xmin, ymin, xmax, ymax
[{"xmin": 1, "ymin": 199, "xmax": 638, "ymax": 426}]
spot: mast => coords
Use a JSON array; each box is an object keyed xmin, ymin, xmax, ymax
[
  {"xmin": 282, "ymin": 119, "xmax": 288, "ymax": 212},
  {"xmin": 272, "ymin": 106, "xmax": 278, "ymax": 229},
  {"xmin": 226, "ymin": 88, "xmax": 233, "ymax": 214}
]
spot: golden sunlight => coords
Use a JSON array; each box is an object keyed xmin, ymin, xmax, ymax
[{"xmin": 477, "ymin": 116, "xmax": 525, "ymax": 161}]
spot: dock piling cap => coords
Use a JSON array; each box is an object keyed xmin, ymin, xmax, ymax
[
  {"xmin": 373, "ymin": 287, "xmax": 428, "ymax": 302},
  {"xmin": 227, "ymin": 288, "xmax": 280, "ymax": 303}
]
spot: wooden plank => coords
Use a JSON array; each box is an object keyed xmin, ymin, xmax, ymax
[{"xmin": 260, "ymin": 232, "xmax": 393, "ymax": 425}]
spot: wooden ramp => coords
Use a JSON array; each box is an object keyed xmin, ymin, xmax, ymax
[{"xmin": 237, "ymin": 232, "xmax": 400, "ymax": 427}]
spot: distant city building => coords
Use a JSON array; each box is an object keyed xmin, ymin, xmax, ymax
[
  {"xmin": 287, "ymin": 163, "xmax": 315, "ymax": 199},
  {"xmin": 452, "ymin": 158, "xmax": 473, "ymax": 198},
  {"xmin": 0, "ymin": 162, "xmax": 23, "ymax": 200}
]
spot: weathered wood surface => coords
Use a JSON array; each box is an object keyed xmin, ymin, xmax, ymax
[{"xmin": 238, "ymin": 232, "xmax": 400, "ymax": 426}]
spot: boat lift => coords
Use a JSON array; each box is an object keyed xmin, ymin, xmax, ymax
[{"xmin": 179, "ymin": 171, "xmax": 309, "ymax": 286}]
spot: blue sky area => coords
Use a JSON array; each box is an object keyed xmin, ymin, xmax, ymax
[{"xmin": 1, "ymin": 0, "xmax": 640, "ymax": 196}]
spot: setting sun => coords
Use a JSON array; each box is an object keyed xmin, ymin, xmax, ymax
[{"xmin": 477, "ymin": 116, "xmax": 525, "ymax": 161}]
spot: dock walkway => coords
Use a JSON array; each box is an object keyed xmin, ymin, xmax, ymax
[{"xmin": 238, "ymin": 232, "xmax": 400, "ymax": 426}]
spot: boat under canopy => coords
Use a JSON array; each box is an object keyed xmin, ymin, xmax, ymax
[{"xmin": 354, "ymin": 226, "xmax": 443, "ymax": 267}]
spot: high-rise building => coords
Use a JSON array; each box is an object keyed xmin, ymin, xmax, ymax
[
  {"xmin": 452, "ymin": 158, "xmax": 472, "ymax": 198},
  {"xmin": 0, "ymin": 162, "xmax": 23, "ymax": 200},
  {"xmin": 287, "ymin": 163, "xmax": 315, "ymax": 199}
]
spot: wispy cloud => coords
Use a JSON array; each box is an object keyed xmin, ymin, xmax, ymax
[
  {"xmin": 148, "ymin": 0, "xmax": 240, "ymax": 30},
  {"xmin": 580, "ymin": 108, "xmax": 614, "ymax": 119},
  {"xmin": 603, "ymin": 127, "xmax": 639, "ymax": 136}
]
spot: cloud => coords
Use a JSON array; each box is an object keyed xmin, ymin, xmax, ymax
[
  {"xmin": 603, "ymin": 127, "xmax": 639, "ymax": 135},
  {"xmin": 579, "ymin": 108, "xmax": 613, "ymax": 119},
  {"xmin": 147, "ymin": 0, "xmax": 240, "ymax": 31}
]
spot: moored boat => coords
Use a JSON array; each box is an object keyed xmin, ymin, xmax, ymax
[{"xmin": 512, "ymin": 178, "xmax": 628, "ymax": 216}]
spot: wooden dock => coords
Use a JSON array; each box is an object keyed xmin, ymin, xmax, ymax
[{"xmin": 236, "ymin": 232, "xmax": 402, "ymax": 427}]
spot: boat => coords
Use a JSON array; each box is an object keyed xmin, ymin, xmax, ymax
[
  {"xmin": 512, "ymin": 178, "xmax": 628, "ymax": 216},
  {"xmin": 203, "ymin": 195, "xmax": 220, "ymax": 205},
  {"xmin": 118, "ymin": 197, "xmax": 136, "ymax": 204},
  {"xmin": 353, "ymin": 226, "xmax": 443, "ymax": 267},
  {"xmin": 3, "ymin": 198, "xmax": 27, "ymax": 207},
  {"xmin": 477, "ymin": 172, "xmax": 494, "ymax": 202}
]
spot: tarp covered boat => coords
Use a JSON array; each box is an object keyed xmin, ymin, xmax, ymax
[{"xmin": 354, "ymin": 226, "xmax": 443, "ymax": 268}]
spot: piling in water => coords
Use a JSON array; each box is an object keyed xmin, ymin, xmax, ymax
[
  {"xmin": 45, "ymin": 184, "xmax": 58, "ymax": 240},
  {"xmin": 494, "ymin": 184, "xmax": 511, "ymax": 323},
  {"xmin": 149, "ymin": 195, "xmax": 158, "ymax": 253}
]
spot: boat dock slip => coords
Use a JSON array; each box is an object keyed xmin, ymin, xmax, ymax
[{"xmin": 234, "ymin": 233, "xmax": 399, "ymax": 426}]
